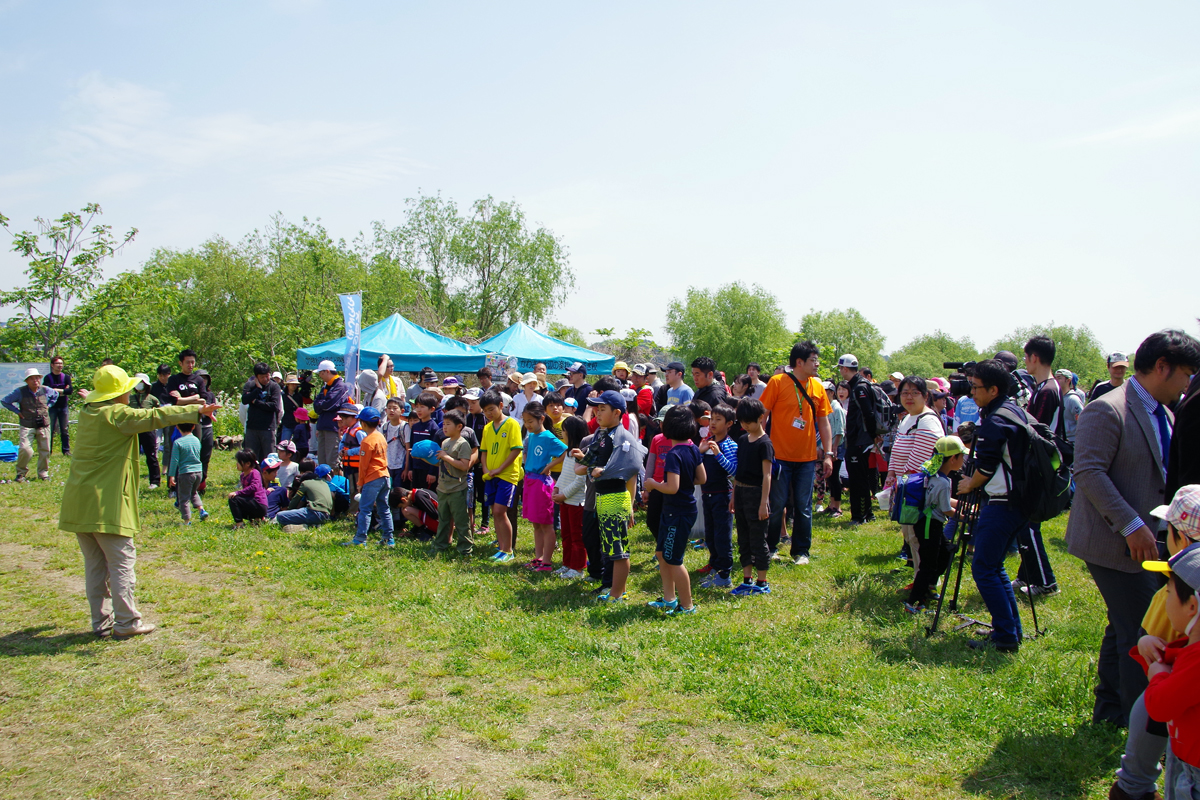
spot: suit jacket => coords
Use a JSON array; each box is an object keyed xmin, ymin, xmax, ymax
[{"xmin": 1065, "ymin": 381, "xmax": 1173, "ymax": 573}]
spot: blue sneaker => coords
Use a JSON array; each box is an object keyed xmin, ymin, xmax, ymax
[
  {"xmin": 730, "ymin": 582, "xmax": 758, "ymax": 597},
  {"xmin": 707, "ymin": 575, "xmax": 733, "ymax": 589},
  {"xmin": 381, "ymin": 538, "xmax": 395, "ymax": 547},
  {"xmin": 752, "ymin": 583, "xmax": 771, "ymax": 595},
  {"xmin": 339, "ymin": 539, "xmax": 367, "ymax": 547},
  {"xmin": 691, "ymin": 541, "xmax": 708, "ymax": 550},
  {"xmin": 594, "ymin": 590, "xmax": 611, "ymax": 603},
  {"xmin": 667, "ymin": 604, "xmax": 697, "ymax": 615},
  {"xmin": 648, "ymin": 597, "xmax": 679, "ymax": 612},
  {"xmin": 492, "ymin": 551, "xmax": 515, "ymax": 563},
  {"xmin": 198, "ymin": 509, "xmax": 209, "ymax": 522},
  {"xmin": 602, "ymin": 593, "xmax": 627, "ymax": 604}
]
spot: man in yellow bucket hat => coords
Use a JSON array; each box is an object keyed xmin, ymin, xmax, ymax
[{"xmin": 59, "ymin": 365, "xmax": 220, "ymax": 639}]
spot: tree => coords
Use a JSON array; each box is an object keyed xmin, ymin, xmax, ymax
[
  {"xmin": 450, "ymin": 197, "xmax": 573, "ymax": 339},
  {"xmin": 989, "ymin": 323, "xmax": 1107, "ymax": 388},
  {"xmin": 664, "ymin": 283, "xmax": 792, "ymax": 378},
  {"xmin": 591, "ymin": 327, "xmax": 659, "ymax": 364},
  {"xmin": 798, "ymin": 308, "xmax": 885, "ymax": 379},
  {"xmin": 547, "ymin": 322, "xmax": 588, "ymax": 348},
  {"xmin": 886, "ymin": 331, "xmax": 980, "ymax": 379},
  {"xmin": 0, "ymin": 204, "xmax": 137, "ymax": 357}
]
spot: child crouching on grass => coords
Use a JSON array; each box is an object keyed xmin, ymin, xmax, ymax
[
  {"xmin": 731, "ymin": 399, "xmax": 773, "ymax": 596},
  {"xmin": 228, "ymin": 448, "xmax": 267, "ymax": 528},
  {"xmin": 522, "ymin": 400, "xmax": 568, "ymax": 572},
  {"xmin": 1141, "ymin": 538, "xmax": 1200, "ymax": 798},
  {"xmin": 643, "ymin": 405, "xmax": 705, "ymax": 614},
  {"xmin": 904, "ymin": 436, "xmax": 966, "ymax": 614}
]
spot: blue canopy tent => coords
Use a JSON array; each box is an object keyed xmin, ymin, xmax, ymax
[
  {"xmin": 296, "ymin": 313, "xmax": 490, "ymax": 374},
  {"xmin": 478, "ymin": 322, "xmax": 616, "ymax": 376}
]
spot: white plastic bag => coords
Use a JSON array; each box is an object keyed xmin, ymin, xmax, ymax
[{"xmin": 875, "ymin": 486, "xmax": 892, "ymax": 515}]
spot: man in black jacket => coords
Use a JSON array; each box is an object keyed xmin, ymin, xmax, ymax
[
  {"xmin": 242, "ymin": 362, "xmax": 283, "ymax": 461},
  {"xmin": 691, "ymin": 357, "xmax": 729, "ymax": 409},
  {"xmin": 839, "ymin": 353, "xmax": 878, "ymax": 524}
]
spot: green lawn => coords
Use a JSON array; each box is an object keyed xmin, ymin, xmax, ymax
[{"xmin": 0, "ymin": 451, "xmax": 1126, "ymax": 799}]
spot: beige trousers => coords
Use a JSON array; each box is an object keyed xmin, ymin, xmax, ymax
[
  {"xmin": 901, "ymin": 524, "xmax": 921, "ymax": 576},
  {"xmin": 75, "ymin": 532, "xmax": 142, "ymax": 634},
  {"xmin": 17, "ymin": 425, "xmax": 51, "ymax": 479}
]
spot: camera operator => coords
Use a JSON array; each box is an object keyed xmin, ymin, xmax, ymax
[
  {"xmin": 839, "ymin": 353, "xmax": 878, "ymax": 525},
  {"xmin": 954, "ymin": 358, "xmax": 1031, "ymax": 653}
]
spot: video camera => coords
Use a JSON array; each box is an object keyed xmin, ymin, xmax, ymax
[{"xmin": 943, "ymin": 360, "xmax": 1022, "ymax": 401}]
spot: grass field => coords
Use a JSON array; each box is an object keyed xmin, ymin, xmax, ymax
[{"xmin": 0, "ymin": 450, "xmax": 1128, "ymax": 799}]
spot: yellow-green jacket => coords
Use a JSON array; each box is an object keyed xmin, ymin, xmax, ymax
[{"xmin": 58, "ymin": 401, "xmax": 198, "ymax": 537}]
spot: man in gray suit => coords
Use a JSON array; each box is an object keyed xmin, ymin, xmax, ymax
[{"xmin": 1066, "ymin": 330, "xmax": 1200, "ymax": 727}]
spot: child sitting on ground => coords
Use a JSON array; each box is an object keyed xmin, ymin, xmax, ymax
[
  {"xmin": 261, "ymin": 454, "xmax": 289, "ymax": 520},
  {"xmin": 1142, "ymin": 538, "xmax": 1200, "ymax": 798},
  {"xmin": 904, "ymin": 436, "xmax": 966, "ymax": 613},
  {"xmin": 643, "ymin": 405, "xmax": 705, "ymax": 614},
  {"xmin": 521, "ymin": 400, "xmax": 568, "ymax": 572},
  {"xmin": 275, "ymin": 464, "xmax": 334, "ymax": 529},
  {"xmin": 168, "ymin": 422, "xmax": 207, "ymax": 523},
  {"xmin": 275, "ymin": 440, "xmax": 299, "ymax": 490},
  {"xmin": 432, "ymin": 409, "xmax": 474, "ymax": 557},
  {"xmin": 228, "ymin": 448, "xmax": 268, "ymax": 528},
  {"xmin": 732, "ymin": 398, "xmax": 773, "ymax": 596}
]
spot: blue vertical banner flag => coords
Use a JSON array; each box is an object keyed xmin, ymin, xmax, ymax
[{"xmin": 339, "ymin": 291, "xmax": 362, "ymax": 399}]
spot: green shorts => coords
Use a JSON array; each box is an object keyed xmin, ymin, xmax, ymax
[{"xmin": 596, "ymin": 490, "xmax": 631, "ymax": 561}]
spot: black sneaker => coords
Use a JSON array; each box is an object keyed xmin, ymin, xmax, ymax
[{"xmin": 967, "ymin": 638, "xmax": 1019, "ymax": 654}]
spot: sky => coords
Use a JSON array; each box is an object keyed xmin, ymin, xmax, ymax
[{"xmin": 1, "ymin": 1, "xmax": 1198, "ymax": 358}]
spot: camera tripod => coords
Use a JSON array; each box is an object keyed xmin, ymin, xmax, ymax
[{"xmin": 925, "ymin": 469, "xmax": 1045, "ymax": 639}]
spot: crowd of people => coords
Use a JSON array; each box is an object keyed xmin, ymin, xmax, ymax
[{"xmin": 8, "ymin": 325, "xmax": 1200, "ymax": 798}]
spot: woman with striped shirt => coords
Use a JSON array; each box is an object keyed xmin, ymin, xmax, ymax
[{"xmin": 887, "ymin": 376, "xmax": 946, "ymax": 578}]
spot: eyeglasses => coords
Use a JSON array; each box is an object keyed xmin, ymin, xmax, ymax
[{"xmin": 899, "ymin": 390, "xmax": 923, "ymax": 398}]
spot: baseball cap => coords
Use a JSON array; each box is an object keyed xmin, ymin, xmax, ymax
[
  {"xmin": 337, "ymin": 403, "xmax": 362, "ymax": 416},
  {"xmin": 262, "ymin": 454, "xmax": 282, "ymax": 469},
  {"xmin": 463, "ymin": 387, "xmax": 482, "ymax": 401},
  {"xmin": 277, "ymin": 440, "xmax": 297, "ymax": 453},
  {"xmin": 934, "ymin": 435, "xmax": 968, "ymax": 457},
  {"xmin": 822, "ymin": 380, "xmax": 837, "ymax": 392},
  {"xmin": 588, "ymin": 389, "xmax": 627, "ymax": 413},
  {"xmin": 645, "ymin": 364, "xmax": 658, "ymax": 374},
  {"xmin": 665, "ymin": 361, "xmax": 686, "ymax": 373},
  {"xmin": 1054, "ymin": 368, "xmax": 1073, "ymax": 379},
  {"xmin": 631, "ymin": 363, "xmax": 649, "ymax": 376},
  {"xmin": 837, "ymin": 354, "xmax": 859, "ymax": 369},
  {"xmin": 271, "ymin": 371, "xmax": 282, "ymax": 381},
  {"xmin": 1151, "ymin": 485, "xmax": 1200, "ymax": 542},
  {"xmin": 564, "ymin": 362, "xmax": 586, "ymax": 376},
  {"xmin": 315, "ymin": 464, "xmax": 333, "ymax": 478},
  {"xmin": 564, "ymin": 397, "xmax": 578, "ymax": 409},
  {"xmin": 994, "ymin": 351, "xmax": 1019, "ymax": 371},
  {"xmin": 889, "ymin": 371, "xmax": 904, "ymax": 383},
  {"xmin": 620, "ymin": 387, "xmax": 638, "ymax": 403},
  {"xmin": 133, "ymin": 372, "xmax": 152, "ymax": 388},
  {"xmin": 880, "ymin": 380, "xmax": 897, "ymax": 397},
  {"xmin": 1107, "ymin": 352, "xmax": 1129, "ymax": 367},
  {"xmin": 357, "ymin": 406, "xmax": 381, "ymax": 424},
  {"xmin": 1144, "ymin": 543, "xmax": 1200, "ymax": 591},
  {"xmin": 317, "ymin": 360, "xmax": 337, "ymax": 373}
]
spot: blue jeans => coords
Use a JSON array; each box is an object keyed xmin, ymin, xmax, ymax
[
  {"xmin": 276, "ymin": 507, "xmax": 328, "ymax": 527},
  {"xmin": 971, "ymin": 501, "xmax": 1027, "ymax": 646},
  {"xmin": 356, "ymin": 476, "xmax": 394, "ymax": 542},
  {"xmin": 702, "ymin": 489, "xmax": 734, "ymax": 577},
  {"xmin": 767, "ymin": 459, "xmax": 817, "ymax": 558}
]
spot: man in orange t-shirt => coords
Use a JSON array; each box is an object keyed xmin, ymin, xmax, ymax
[
  {"xmin": 758, "ymin": 340, "xmax": 833, "ymax": 565},
  {"xmin": 346, "ymin": 406, "xmax": 395, "ymax": 546}
]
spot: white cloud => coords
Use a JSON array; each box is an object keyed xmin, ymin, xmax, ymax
[
  {"xmin": 18, "ymin": 72, "xmax": 422, "ymax": 197},
  {"xmin": 1067, "ymin": 108, "xmax": 1200, "ymax": 145}
]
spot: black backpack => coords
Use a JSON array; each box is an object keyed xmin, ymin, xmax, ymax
[
  {"xmin": 993, "ymin": 407, "xmax": 1073, "ymax": 523},
  {"xmin": 859, "ymin": 382, "xmax": 896, "ymax": 436}
]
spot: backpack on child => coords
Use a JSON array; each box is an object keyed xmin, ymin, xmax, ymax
[{"xmin": 993, "ymin": 407, "xmax": 1073, "ymax": 523}]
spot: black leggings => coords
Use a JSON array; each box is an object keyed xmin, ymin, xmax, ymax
[
  {"xmin": 846, "ymin": 445, "xmax": 874, "ymax": 522},
  {"xmin": 229, "ymin": 495, "xmax": 266, "ymax": 524},
  {"xmin": 827, "ymin": 459, "xmax": 843, "ymax": 503},
  {"xmin": 908, "ymin": 518, "xmax": 951, "ymax": 604}
]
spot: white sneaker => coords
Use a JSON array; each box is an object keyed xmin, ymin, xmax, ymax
[
  {"xmin": 794, "ymin": 555, "xmax": 810, "ymax": 566},
  {"xmin": 148, "ymin": 484, "xmax": 159, "ymax": 490},
  {"xmin": 552, "ymin": 566, "xmax": 568, "ymax": 577},
  {"xmin": 770, "ymin": 551, "xmax": 783, "ymax": 561},
  {"xmin": 562, "ymin": 568, "xmax": 582, "ymax": 579}
]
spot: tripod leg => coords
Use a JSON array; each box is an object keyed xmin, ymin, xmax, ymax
[{"xmin": 926, "ymin": 543, "xmax": 956, "ymax": 636}]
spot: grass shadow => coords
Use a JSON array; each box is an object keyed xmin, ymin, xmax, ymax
[
  {"xmin": 963, "ymin": 722, "xmax": 1124, "ymax": 798},
  {"xmin": 0, "ymin": 625, "xmax": 104, "ymax": 658}
]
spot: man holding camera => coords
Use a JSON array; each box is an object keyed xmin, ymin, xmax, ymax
[{"xmin": 955, "ymin": 359, "xmax": 1032, "ymax": 653}]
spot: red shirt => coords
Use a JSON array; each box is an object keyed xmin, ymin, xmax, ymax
[
  {"xmin": 636, "ymin": 386, "xmax": 654, "ymax": 416},
  {"xmin": 1145, "ymin": 638, "xmax": 1200, "ymax": 767},
  {"xmin": 587, "ymin": 412, "xmax": 631, "ymax": 435},
  {"xmin": 649, "ymin": 433, "xmax": 676, "ymax": 482}
]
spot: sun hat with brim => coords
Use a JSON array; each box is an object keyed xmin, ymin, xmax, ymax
[
  {"xmin": 934, "ymin": 435, "xmax": 969, "ymax": 458},
  {"xmin": 285, "ymin": 374, "xmax": 300, "ymax": 385},
  {"xmin": 24, "ymin": 367, "xmax": 42, "ymax": 381},
  {"xmin": 87, "ymin": 365, "xmax": 142, "ymax": 403},
  {"xmin": 521, "ymin": 373, "xmax": 539, "ymax": 386},
  {"xmin": 1151, "ymin": 485, "xmax": 1200, "ymax": 542},
  {"xmin": 613, "ymin": 361, "xmax": 630, "ymax": 374},
  {"xmin": 1143, "ymin": 542, "xmax": 1200, "ymax": 590}
]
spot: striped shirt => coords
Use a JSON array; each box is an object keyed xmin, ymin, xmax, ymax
[{"xmin": 888, "ymin": 411, "xmax": 945, "ymax": 476}]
